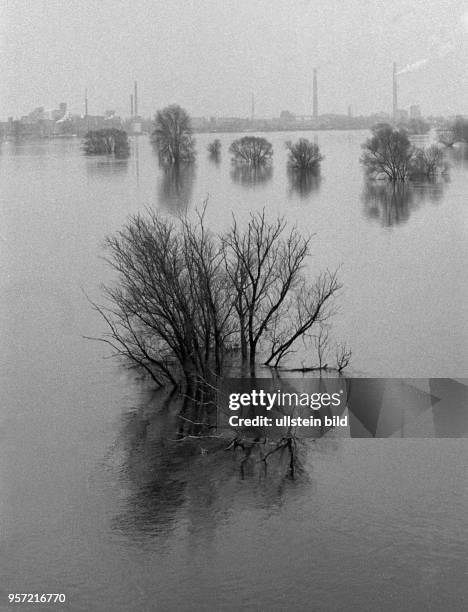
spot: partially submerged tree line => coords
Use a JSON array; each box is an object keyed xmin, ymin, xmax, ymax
[
  {"xmin": 361, "ymin": 124, "xmax": 448, "ymax": 181},
  {"xmin": 91, "ymin": 208, "xmax": 346, "ymax": 391}
]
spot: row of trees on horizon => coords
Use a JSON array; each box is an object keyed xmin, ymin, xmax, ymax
[{"xmin": 82, "ymin": 103, "xmax": 466, "ymax": 182}]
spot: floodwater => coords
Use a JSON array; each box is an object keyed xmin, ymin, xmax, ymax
[{"xmin": 0, "ymin": 132, "xmax": 467, "ymax": 611}]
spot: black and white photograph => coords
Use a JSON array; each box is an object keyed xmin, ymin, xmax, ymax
[{"xmin": 1, "ymin": 1, "xmax": 467, "ymax": 610}]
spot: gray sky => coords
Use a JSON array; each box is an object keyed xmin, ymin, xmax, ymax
[{"xmin": 1, "ymin": 0, "xmax": 467, "ymax": 119}]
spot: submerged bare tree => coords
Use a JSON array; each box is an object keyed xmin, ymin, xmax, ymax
[
  {"xmin": 151, "ymin": 104, "xmax": 196, "ymax": 165},
  {"xmin": 222, "ymin": 211, "xmax": 342, "ymax": 374},
  {"xmin": 90, "ymin": 208, "xmax": 233, "ymax": 392},
  {"xmin": 83, "ymin": 128, "xmax": 130, "ymax": 157},
  {"xmin": 286, "ymin": 138, "xmax": 323, "ymax": 171},
  {"xmin": 223, "ymin": 212, "xmax": 306, "ymax": 374},
  {"xmin": 409, "ymin": 145, "xmax": 447, "ymax": 179},
  {"xmin": 229, "ymin": 136, "xmax": 273, "ymax": 166},
  {"xmin": 361, "ymin": 124, "xmax": 413, "ymax": 181},
  {"xmin": 361, "ymin": 124, "xmax": 450, "ymax": 184},
  {"xmin": 264, "ymin": 274, "xmax": 341, "ymax": 368},
  {"xmin": 335, "ymin": 342, "xmax": 352, "ymax": 373},
  {"xmin": 90, "ymin": 208, "xmax": 348, "ymax": 386},
  {"xmin": 207, "ymin": 139, "xmax": 221, "ymax": 158}
]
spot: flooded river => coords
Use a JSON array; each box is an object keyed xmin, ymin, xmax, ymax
[{"xmin": 0, "ymin": 132, "xmax": 466, "ymax": 610}]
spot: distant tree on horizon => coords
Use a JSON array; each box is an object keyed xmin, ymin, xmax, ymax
[
  {"xmin": 409, "ymin": 144, "xmax": 447, "ymax": 179},
  {"xmin": 286, "ymin": 138, "xmax": 323, "ymax": 171},
  {"xmin": 229, "ymin": 136, "xmax": 273, "ymax": 166},
  {"xmin": 151, "ymin": 104, "xmax": 196, "ymax": 166},
  {"xmin": 207, "ymin": 139, "xmax": 221, "ymax": 158},
  {"xmin": 361, "ymin": 124, "xmax": 413, "ymax": 180},
  {"xmin": 83, "ymin": 128, "xmax": 129, "ymax": 157}
]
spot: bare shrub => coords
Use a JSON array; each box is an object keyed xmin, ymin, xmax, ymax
[
  {"xmin": 409, "ymin": 145, "xmax": 447, "ymax": 179},
  {"xmin": 90, "ymin": 209, "xmax": 347, "ymax": 384},
  {"xmin": 335, "ymin": 342, "xmax": 352, "ymax": 373},
  {"xmin": 229, "ymin": 136, "xmax": 273, "ymax": 166},
  {"xmin": 223, "ymin": 212, "xmax": 342, "ymax": 373},
  {"xmin": 286, "ymin": 138, "xmax": 323, "ymax": 171}
]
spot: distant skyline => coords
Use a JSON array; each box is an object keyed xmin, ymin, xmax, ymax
[{"xmin": 1, "ymin": 0, "xmax": 467, "ymax": 119}]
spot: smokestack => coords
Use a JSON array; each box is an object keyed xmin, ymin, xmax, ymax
[
  {"xmin": 134, "ymin": 81, "xmax": 138, "ymax": 117},
  {"xmin": 393, "ymin": 62, "xmax": 398, "ymax": 121},
  {"xmin": 313, "ymin": 68, "xmax": 318, "ymax": 119},
  {"xmin": 130, "ymin": 94, "xmax": 134, "ymax": 118}
]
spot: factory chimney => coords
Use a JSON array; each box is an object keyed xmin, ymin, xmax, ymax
[
  {"xmin": 313, "ymin": 68, "xmax": 318, "ymax": 119},
  {"xmin": 130, "ymin": 94, "xmax": 134, "ymax": 118},
  {"xmin": 393, "ymin": 63, "xmax": 398, "ymax": 121},
  {"xmin": 134, "ymin": 81, "xmax": 138, "ymax": 117}
]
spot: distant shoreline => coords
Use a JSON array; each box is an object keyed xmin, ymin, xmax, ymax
[{"xmin": 0, "ymin": 126, "xmax": 382, "ymax": 142}]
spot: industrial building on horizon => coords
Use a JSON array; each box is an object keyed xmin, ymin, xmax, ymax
[
  {"xmin": 3, "ymin": 65, "xmax": 461, "ymax": 140},
  {"xmin": 313, "ymin": 68, "xmax": 318, "ymax": 119}
]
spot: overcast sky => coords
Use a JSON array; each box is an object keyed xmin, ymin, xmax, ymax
[{"xmin": 1, "ymin": 0, "xmax": 467, "ymax": 119}]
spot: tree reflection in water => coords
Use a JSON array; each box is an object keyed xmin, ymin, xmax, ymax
[
  {"xmin": 85, "ymin": 158, "xmax": 129, "ymax": 179},
  {"xmin": 208, "ymin": 153, "xmax": 221, "ymax": 166},
  {"xmin": 362, "ymin": 179, "xmax": 446, "ymax": 226},
  {"xmin": 109, "ymin": 388, "xmax": 316, "ymax": 540},
  {"xmin": 287, "ymin": 168, "xmax": 321, "ymax": 199},
  {"xmin": 411, "ymin": 179, "xmax": 445, "ymax": 204},
  {"xmin": 230, "ymin": 163, "xmax": 273, "ymax": 188},
  {"xmin": 157, "ymin": 163, "xmax": 195, "ymax": 212},
  {"xmin": 207, "ymin": 149, "xmax": 221, "ymax": 166},
  {"xmin": 6, "ymin": 140, "xmax": 50, "ymax": 157}
]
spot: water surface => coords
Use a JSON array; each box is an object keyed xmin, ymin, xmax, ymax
[{"xmin": 0, "ymin": 133, "xmax": 466, "ymax": 611}]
